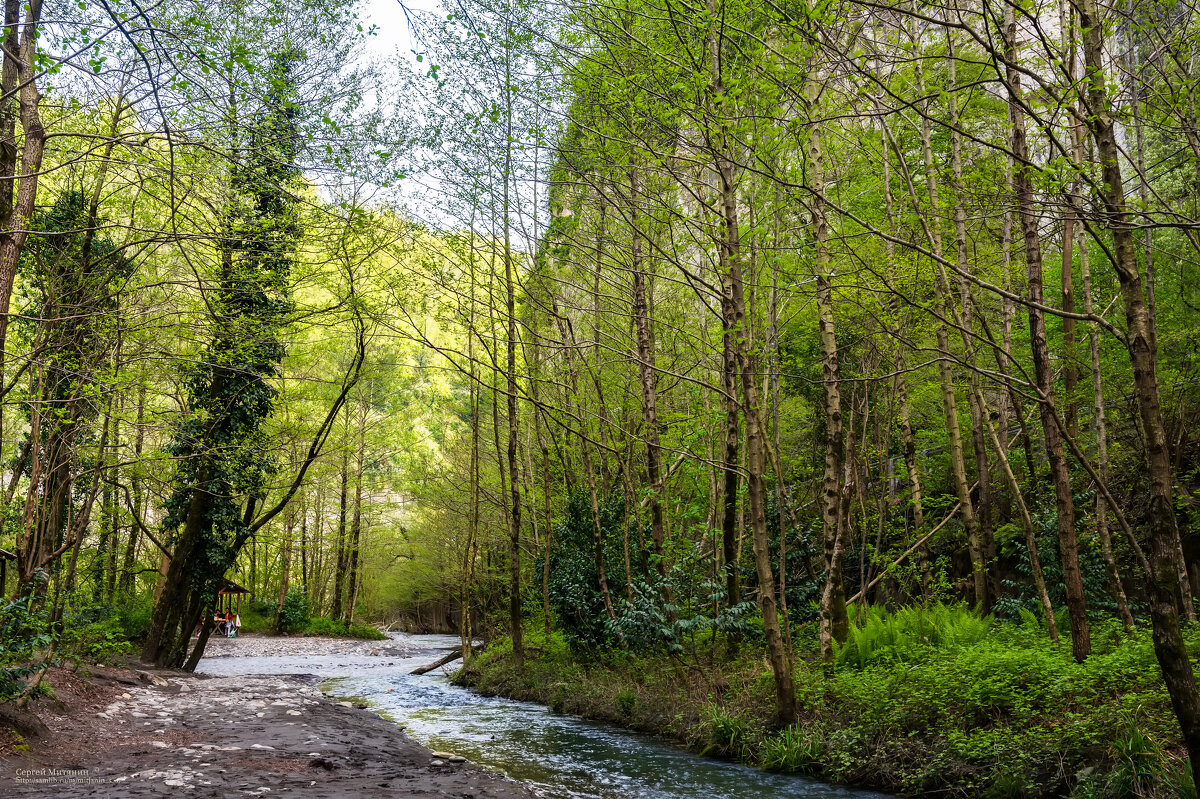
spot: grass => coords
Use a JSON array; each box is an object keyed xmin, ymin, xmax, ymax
[
  {"xmin": 301, "ymin": 616, "xmax": 388, "ymax": 640},
  {"xmin": 457, "ymin": 609, "xmax": 1199, "ymax": 798}
]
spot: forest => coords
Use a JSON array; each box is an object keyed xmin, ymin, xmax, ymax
[{"xmin": 2, "ymin": 0, "xmax": 1200, "ymax": 795}]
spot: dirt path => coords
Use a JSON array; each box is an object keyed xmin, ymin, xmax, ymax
[{"xmin": 0, "ymin": 656, "xmax": 534, "ymax": 798}]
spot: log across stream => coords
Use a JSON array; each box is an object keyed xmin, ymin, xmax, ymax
[{"xmin": 198, "ymin": 633, "xmax": 888, "ymax": 799}]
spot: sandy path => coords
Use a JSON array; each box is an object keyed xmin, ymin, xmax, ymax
[{"xmin": 0, "ymin": 643, "xmax": 534, "ymax": 798}]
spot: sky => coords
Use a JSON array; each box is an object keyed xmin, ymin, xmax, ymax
[{"xmin": 359, "ymin": 0, "xmax": 443, "ymax": 67}]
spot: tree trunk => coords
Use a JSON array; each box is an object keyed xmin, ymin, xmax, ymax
[
  {"xmin": 709, "ymin": 4, "xmax": 795, "ymax": 724},
  {"xmin": 878, "ymin": 112, "xmax": 929, "ymax": 598},
  {"xmin": 120, "ymin": 385, "xmax": 146, "ymax": 596},
  {"xmin": 915, "ymin": 51, "xmax": 987, "ymax": 609},
  {"xmin": 0, "ymin": 0, "xmax": 45, "ymax": 405},
  {"xmin": 1005, "ymin": 11, "xmax": 1089, "ymax": 661},
  {"xmin": 809, "ymin": 81, "xmax": 849, "ymax": 666},
  {"xmin": 331, "ymin": 428, "xmax": 350, "ymax": 622},
  {"xmin": 1075, "ymin": 0, "xmax": 1200, "ymax": 769}
]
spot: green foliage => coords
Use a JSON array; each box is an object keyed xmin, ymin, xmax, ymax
[
  {"xmin": 276, "ymin": 585, "xmax": 309, "ymax": 633},
  {"xmin": 614, "ymin": 686, "xmax": 637, "ymax": 718},
  {"xmin": 0, "ymin": 595, "xmax": 54, "ymax": 702},
  {"xmin": 60, "ymin": 612, "xmax": 132, "ymax": 664},
  {"xmin": 757, "ymin": 726, "xmax": 825, "ymax": 773},
  {"xmin": 542, "ymin": 491, "xmax": 652, "ymax": 651},
  {"xmin": 1163, "ymin": 759, "xmax": 1197, "ymax": 799},
  {"xmin": 696, "ymin": 703, "xmax": 752, "ymax": 758},
  {"xmin": 115, "ymin": 596, "xmax": 154, "ymax": 641},
  {"xmin": 237, "ymin": 607, "xmax": 271, "ymax": 634},
  {"xmin": 465, "ymin": 612, "xmax": 1198, "ymax": 796},
  {"xmin": 346, "ymin": 622, "xmax": 387, "ymax": 640},
  {"xmin": 835, "ymin": 602, "xmax": 992, "ymax": 668},
  {"xmin": 1105, "ymin": 727, "xmax": 1165, "ymax": 798},
  {"xmin": 301, "ymin": 615, "xmax": 387, "ymax": 640},
  {"xmin": 302, "ymin": 616, "xmax": 346, "ymax": 637}
]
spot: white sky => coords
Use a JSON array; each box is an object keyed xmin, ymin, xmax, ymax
[{"xmin": 360, "ymin": 0, "xmax": 444, "ymax": 66}]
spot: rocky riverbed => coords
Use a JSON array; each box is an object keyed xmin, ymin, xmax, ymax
[{"xmin": 0, "ymin": 636, "xmax": 532, "ymax": 798}]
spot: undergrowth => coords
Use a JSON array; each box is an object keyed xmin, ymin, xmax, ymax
[{"xmin": 457, "ymin": 606, "xmax": 1200, "ymax": 798}]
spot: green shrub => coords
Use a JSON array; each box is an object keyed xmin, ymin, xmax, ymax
[
  {"xmin": 758, "ymin": 725, "xmax": 823, "ymax": 773},
  {"xmin": 0, "ymin": 594, "xmax": 53, "ymax": 701},
  {"xmin": 276, "ymin": 585, "xmax": 309, "ymax": 633},
  {"xmin": 346, "ymin": 622, "xmax": 387, "ymax": 640},
  {"xmin": 61, "ymin": 613, "xmax": 132, "ymax": 664},
  {"xmin": 236, "ymin": 608, "xmax": 270, "ymax": 634},
  {"xmin": 1164, "ymin": 758, "xmax": 1197, "ymax": 799},
  {"xmin": 615, "ymin": 686, "xmax": 637, "ymax": 717},
  {"xmin": 115, "ymin": 596, "xmax": 153, "ymax": 641},
  {"xmin": 302, "ymin": 616, "xmax": 344, "ymax": 636},
  {"xmin": 696, "ymin": 703, "xmax": 751, "ymax": 758},
  {"xmin": 301, "ymin": 616, "xmax": 386, "ymax": 639}
]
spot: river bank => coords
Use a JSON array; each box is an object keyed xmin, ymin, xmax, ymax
[
  {"xmin": 455, "ymin": 624, "xmax": 1197, "ymax": 799},
  {"xmin": 0, "ymin": 635, "xmax": 533, "ymax": 798}
]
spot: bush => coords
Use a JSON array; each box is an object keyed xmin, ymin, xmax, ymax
[
  {"xmin": 115, "ymin": 596, "xmax": 153, "ymax": 641},
  {"xmin": 1106, "ymin": 726, "xmax": 1164, "ymax": 798},
  {"xmin": 276, "ymin": 585, "xmax": 308, "ymax": 633},
  {"xmin": 758, "ymin": 725, "xmax": 824, "ymax": 773},
  {"xmin": 61, "ymin": 613, "xmax": 131, "ymax": 664},
  {"xmin": 346, "ymin": 622, "xmax": 387, "ymax": 640},
  {"xmin": 0, "ymin": 594, "xmax": 53, "ymax": 701},
  {"xmin": 696, "ymin": 703, "xmax": 752, "ymax": 758},
  {"xmin": 614, "ymin": 686, "xmax": 637, "ymax": 717},
  {"xmin": 301, "ymin": 616, "xmax": 386, "ymax": 640},
  {"xmin": 236, "ymin": 607, "xmax": 270, "ymax": 634}
]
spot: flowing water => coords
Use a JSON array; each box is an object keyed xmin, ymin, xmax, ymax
[{"xmin": 198, "ymin": 633, "xmax": 888, "ymax": 799}]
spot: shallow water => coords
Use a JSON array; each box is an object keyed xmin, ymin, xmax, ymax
[{"xmin": 199, "ymin": 634, "xmax": 887, "ymax": 799}]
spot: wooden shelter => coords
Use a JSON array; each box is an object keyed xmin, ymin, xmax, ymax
[{"xmin": 216, "ymin": 580, "xmax": 250, "ymax": 616}]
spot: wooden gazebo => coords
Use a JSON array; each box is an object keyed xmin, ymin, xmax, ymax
[{"xmin": 216, "ymin": 580, "xmax": 251, "ymax": 616}]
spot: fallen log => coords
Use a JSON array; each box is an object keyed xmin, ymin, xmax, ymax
[{"xmin": 410, "ymin": 648, "xmax": 463, "ymax": 675}]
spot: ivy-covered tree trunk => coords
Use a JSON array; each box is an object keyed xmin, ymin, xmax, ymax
[{"xmin": 142, "ymin": 53, "xmax": 300, "ymax": 668}]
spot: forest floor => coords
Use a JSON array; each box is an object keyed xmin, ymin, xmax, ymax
[{"xmin": 0, "ymin": 638, "xmax": 533, "ymax": 798}]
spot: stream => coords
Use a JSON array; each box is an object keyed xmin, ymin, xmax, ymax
[{"xmin": 198, "ymin": 633, "xmax": 888, "ymax": 799}]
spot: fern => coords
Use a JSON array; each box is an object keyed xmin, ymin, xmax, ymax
[{"xmin": 835, "ymin": 602, "xmax": 993, "ymax": 669}]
